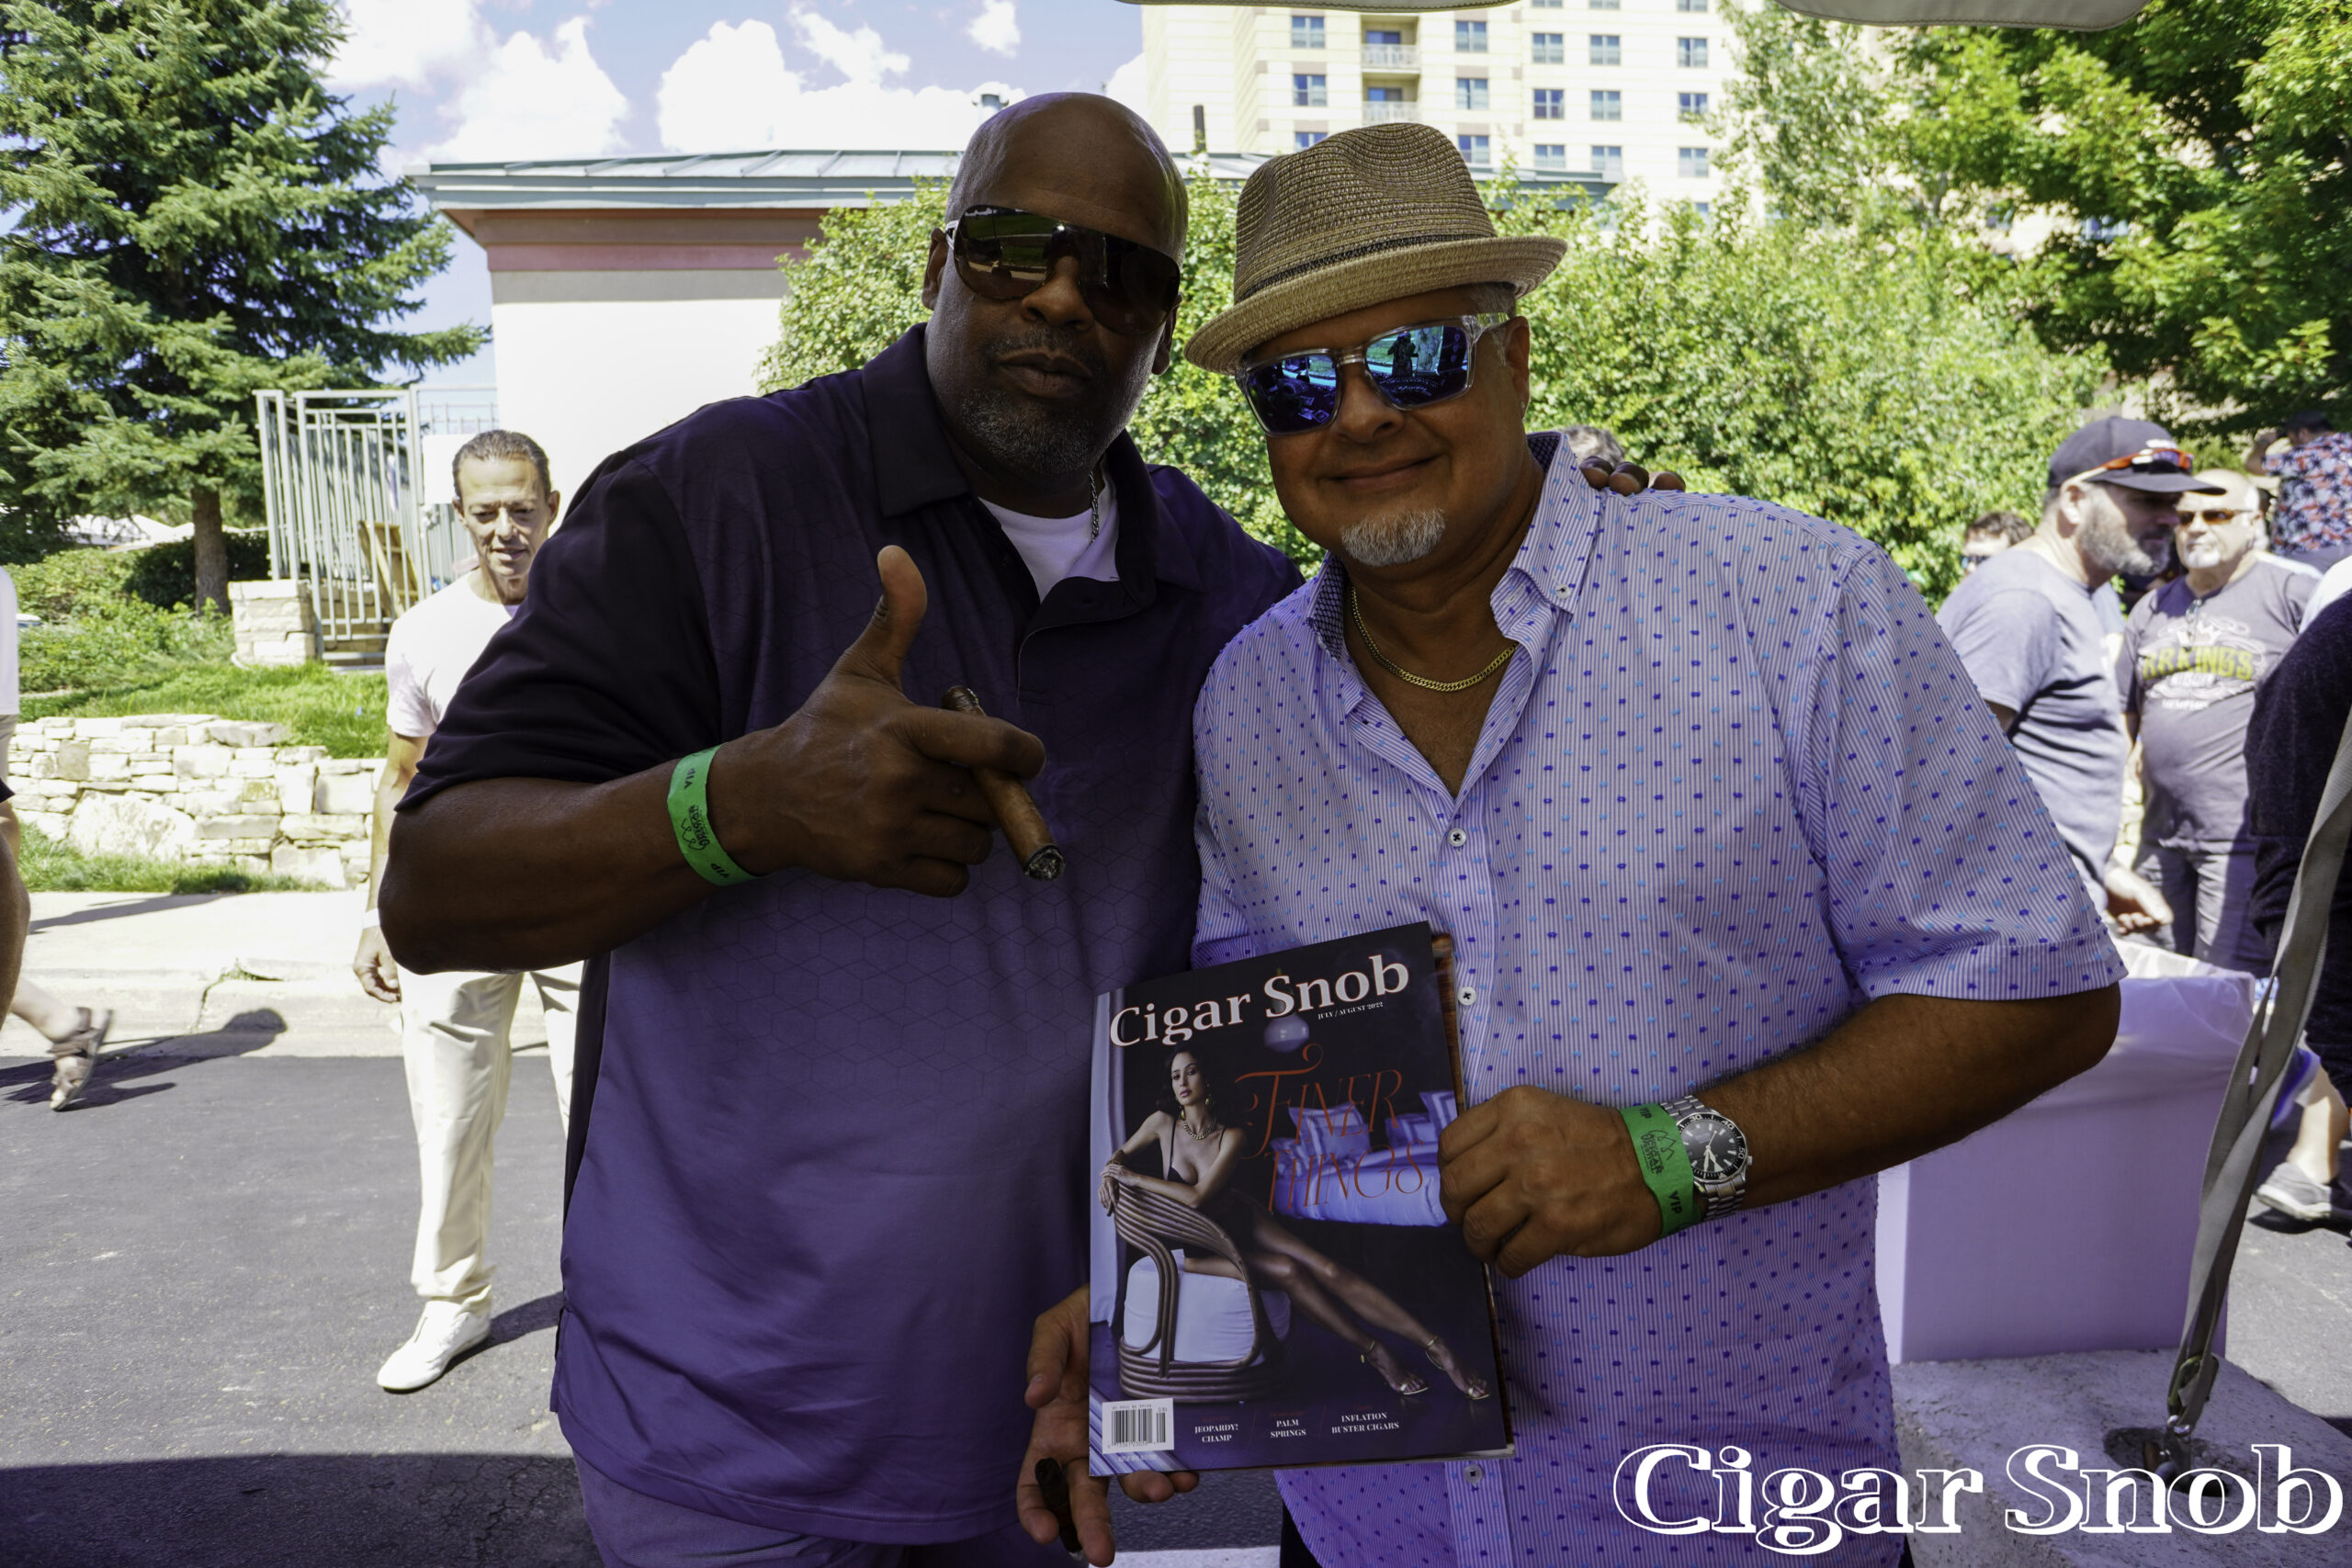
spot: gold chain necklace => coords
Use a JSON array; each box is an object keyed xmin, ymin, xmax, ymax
[
  {"xmin": 1349, "ymin": 587, "xmax": 1514, "ymax": 694},
  {"xmin": 1179, "ymin": 1113, "xmax": 1223, "ymax": 1140}
]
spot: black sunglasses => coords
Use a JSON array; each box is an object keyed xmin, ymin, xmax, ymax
[
  {"xmin": 941, "ymin": 207, "xmax": 1181, "ymax": 336},
  {"xmin": 1236, "ymin": 314, "xmax": 1514, "ymax": 435}
]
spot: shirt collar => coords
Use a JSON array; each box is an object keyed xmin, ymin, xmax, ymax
[
  {"xmin": 1303, "ymin": 430, "xmax": 1600, "ymax": 663},
  {"xmin": 859, "ymin": 323, "xmax": 1199, "ymax": 592}
]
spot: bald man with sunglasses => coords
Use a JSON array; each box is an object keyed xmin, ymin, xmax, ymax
[{"xmin": 375, "ymin": 95, "xmax": 1301, "ymax": 1566}]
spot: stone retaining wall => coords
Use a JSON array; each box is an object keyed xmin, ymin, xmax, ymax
[
  {"xmin": 229, "ymin": 579, "xmax": 317, "ymax": 667},
  {"xmin": 9, "ymin": 715, "xmax": 382, "ymax": 888}
]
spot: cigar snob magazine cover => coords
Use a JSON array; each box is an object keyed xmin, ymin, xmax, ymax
[{"xmin": 1087, "ymin": 922, "xmax": 1511, "ymax": 1474}]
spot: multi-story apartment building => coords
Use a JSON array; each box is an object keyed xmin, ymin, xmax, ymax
[{"xmin": 1141, "ymin": 3, "xmax": 1733, "ymax": 206}]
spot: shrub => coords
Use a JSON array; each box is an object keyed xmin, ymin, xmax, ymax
[
  {"xmin": 9, "ymin": 546, "xmax": 232, "ymax": 694},
  {"xmin": 122, "ymin": 532, "xmax": 272, "ymax": 610}
]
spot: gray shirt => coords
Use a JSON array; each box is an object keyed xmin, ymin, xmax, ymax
[
  {"xmin": 1938, "ymin": 546, "xmax": 2129, "ymax": 892},
  {"xmin": 2125, "ymin": 553, "xmax": 2316, "ymax": 848}
]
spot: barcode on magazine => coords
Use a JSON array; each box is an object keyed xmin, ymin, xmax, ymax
[{"xmin": 1100, "ymin": 1398, "xmax": 1175, "ymax": 1454}]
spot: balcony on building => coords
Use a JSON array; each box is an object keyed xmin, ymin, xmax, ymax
[
  {"xmin": 1362, "ymin": 24, "xmax": 1419, "ymax": 73},
  {"xmin": 1363, "ymin": 96, "xmax": 1419, "ymax": 124}
]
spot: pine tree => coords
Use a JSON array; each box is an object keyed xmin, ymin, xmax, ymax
[{"xmin": 0, "ymin": 0, "xmax": 482, "ymax": 606}]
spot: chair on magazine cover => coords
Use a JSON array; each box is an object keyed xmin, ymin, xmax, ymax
[{"xmin": 1111, "ymin": 1183, "xmax": 1289, "ymax": 1403}]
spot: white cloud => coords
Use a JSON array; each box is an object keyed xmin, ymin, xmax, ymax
[
  {"xmin": 1105, "ymin": 52, "xmax": 1147, "ymax": 117},
  {"xmin": 432, "ymin": 18, "xmax": 629, "ymax": 161},
  {"xmin": 967, "ymin": 0, "xmax": 1020, "ymax": 58},
  {"xmin": 795, "ymin": 13, "xmax": 909, "ymax": 87},
  {"xmin": 329, "ymin": 0, "xmax": 486, "ymax": 90},
  {"xmin": 655, "ymin": 16, "xmax": 1025, "ymax": 154},
  {"xmin": 657, "ymin": 20, "xmax": 797, "ymax": 151}
]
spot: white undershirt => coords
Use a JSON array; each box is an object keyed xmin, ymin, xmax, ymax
[{"xmin": 980, "ymin": 487, "xmax": 1123, "ymax": 598}]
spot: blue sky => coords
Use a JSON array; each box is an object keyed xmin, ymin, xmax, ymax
[{"xmin": 329, "ymin": 0, "xmax": 1150, "ymax": 382}]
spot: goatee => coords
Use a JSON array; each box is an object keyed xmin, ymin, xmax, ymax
[{"xmin": 1340, "ymin": 509, "xmax": 1448, "ymax": 568}]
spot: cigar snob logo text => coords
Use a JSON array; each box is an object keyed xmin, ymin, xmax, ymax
[
  {"xmin": 1109, "ymin": 953, "xmax": 1413, "ymax": 1046},
  {"xmin": 1614, "ymin": 1442, "xmax": 2345, "ymax": 1552}
]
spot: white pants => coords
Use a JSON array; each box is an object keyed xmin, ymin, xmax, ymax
[{"xmin": 397, "ymin": 963, "xmax": 581, "ymax": 1309}]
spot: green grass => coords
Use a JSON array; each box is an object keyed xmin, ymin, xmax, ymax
[
  {"xmin": 19, "ymin": 828, "xmax": 327, "ymax": 894},
  {"xmin": 24, "ymin": 662, "xmax": 390, "ymax": 759}
]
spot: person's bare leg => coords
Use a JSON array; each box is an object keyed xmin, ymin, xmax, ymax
[
  {"xmin": 1243, "ymin": 1250, "xmax": 1428, "ymax": 1397},
  {"xmin": 2288, "ymin": 1078, "xmax": 2349, "ymax": 1185},
  {"xmin": 0, "ymin": 803, "xmax": 100, "ymax": 1042},
  {"xmin": 11, "ymin": 976, "xmax": 82, "ymax": 1040},
  {"xmin": 1250, "ymin": 1214, "xmax": 1485, "ymax": 1396}
]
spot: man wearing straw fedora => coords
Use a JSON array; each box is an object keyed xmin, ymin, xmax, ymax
[{"xmin": 1021, "ymin": 123, "xmax": 2126, "ymax": 1567}]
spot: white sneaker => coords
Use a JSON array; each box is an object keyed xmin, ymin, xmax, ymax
[{"xmin": 377, "ymin": 1300, "xmax": 492, "ymax": 1392}]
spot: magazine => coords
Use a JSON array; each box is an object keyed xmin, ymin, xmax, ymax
[{"xmin": 1086, "ymin": 922, "xmax": 1512, "ymax": 1474}]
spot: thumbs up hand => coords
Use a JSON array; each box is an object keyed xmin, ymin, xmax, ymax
[{"xmin": 706, "ymin": 546, "xmax": 1046, "ymax": 897}]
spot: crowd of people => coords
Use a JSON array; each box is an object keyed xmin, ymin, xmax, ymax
[
  {"xmin": 1938, "ymin": 410, "xmax": 2352, "ymax": 1223},
  {"xmin": 9, "ymin": 95, "xmax": 2350, "ymax": 1568}
]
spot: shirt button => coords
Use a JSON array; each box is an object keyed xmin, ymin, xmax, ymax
[
  {"xmin": 1447, "ymin": 828, "xmax": 1468, "ymax": 847},
  {"xmin": 1465, "ymin": 1464, "xmax": 1485, "ymax": 1487},
  {"xmin": 1458, "ymin": 986, "xmax": 1477, "ymax": 1007}
]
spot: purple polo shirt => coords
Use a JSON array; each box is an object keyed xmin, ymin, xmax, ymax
[{"xmin": 402, "ymin": 328, "xmax": 1297, "ymax": 1541}]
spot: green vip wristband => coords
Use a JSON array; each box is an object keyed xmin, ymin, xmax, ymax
[
  {"xmin": 1622, "ymin": 1102, "xmax": 1703, "ymax": 1237},
  {"xmin": 667, "ymin": 746, "xmax": 756, "ymax": 886}
]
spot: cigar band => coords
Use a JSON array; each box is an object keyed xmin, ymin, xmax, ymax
[
  {"xmin": 1620, "ymin": 1102, "xmax": 1703, "ymax": 1237},
  {"xmin": 667, "ymin": 747, "xmax": 757, "ymax": 886}
]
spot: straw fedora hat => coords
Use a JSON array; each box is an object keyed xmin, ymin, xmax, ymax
[{"xmin": 1184, "ymin": 122, "xmax": 1566, "ymax": 376}]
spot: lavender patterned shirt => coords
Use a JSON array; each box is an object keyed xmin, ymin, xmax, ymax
[{"xmin": 1191, "ymin": 451, "xmax": 2121, "ymax": 1566}]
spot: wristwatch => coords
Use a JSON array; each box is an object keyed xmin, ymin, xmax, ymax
[{"xmin": 1662, "ymin": 1094, "xmax": 1749, "ymax": 1220}]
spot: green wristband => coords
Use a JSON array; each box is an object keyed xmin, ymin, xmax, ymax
[
  {"xmin": 1621, "ymin": 1102, "xmax": 1702, "ymax": 1236},
  {"xmin": 667, "ymin": 747, "xmax": 756, "ymax": 886}
]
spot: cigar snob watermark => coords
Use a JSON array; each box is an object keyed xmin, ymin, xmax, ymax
[{"xmin": 1612, "ymin": 1441, "xmax": 2345, "ymax": 1552}]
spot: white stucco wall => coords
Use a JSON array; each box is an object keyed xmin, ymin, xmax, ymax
[{"xmin": 488, "ymin": 270, "xmax": 788, "ymax": 509}]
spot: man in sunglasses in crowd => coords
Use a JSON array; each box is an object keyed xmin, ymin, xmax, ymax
[
  {"xmin": 1022, "ymin": 122, "xmax": 2123, "ymax": 1568},
  {"xmin": 373, "ymin": 94, "xmax": 1296, "ymax": 1564},
  {"xmin": 1939, "ymin": 418, "xmax": 2225, "ymax": 933},
  {"xmin": 2120, "ymin": 468, "xmax": 2317, "ymax": 976}
]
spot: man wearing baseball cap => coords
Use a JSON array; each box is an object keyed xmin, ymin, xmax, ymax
[
  {"xmin": 1021, "ymin": 121, "xmax": 2123, "ymax": 1568},
  {"xmin": 1939, "ymin": 417, "xmax": 2223, "ymax": 924}
]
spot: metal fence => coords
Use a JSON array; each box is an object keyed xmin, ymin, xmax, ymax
[{"xmin": 254, "ymin": 386, "xmax": 497, "ymax": 655}]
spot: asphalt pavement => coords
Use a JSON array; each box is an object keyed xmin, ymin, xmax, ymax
[{"xmin": 5, "ymin": 892, "xmax": 2351, "ymax": 1567}]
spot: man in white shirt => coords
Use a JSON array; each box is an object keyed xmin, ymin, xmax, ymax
[
  {"xmin": 354, "ymin": 429, "xmax": 581, "ymax": 1393},
  {"xmin": 0, "ymin": 566, "xmax": 112, "ymax": 1109}
]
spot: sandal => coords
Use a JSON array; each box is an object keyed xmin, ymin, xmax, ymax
[
  {"xmin": 1424, "ymin": 1336, "xmax": 1492, "ymax": 1401},
  {"xmin": 1363, "ymin": 1341, "xmax": 1430, "ymax": 1397},
  {"xmin": 48, "ymin": 1007, "xmax": 112, "ymax": 1111}
]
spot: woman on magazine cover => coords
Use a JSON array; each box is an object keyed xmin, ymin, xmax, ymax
[{"xmin": 1102, "ymin": 1049, "xmax": 1490, "ymax": 1400}]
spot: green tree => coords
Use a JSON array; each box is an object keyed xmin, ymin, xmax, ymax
[
  {"xmin": 0, "ymin": 0, "xmax": 482, "ymax": 607},
  {"xmin": 1500, "ymin": 192, "xmax": 2102, "ymax": 596},
  {"xmin": 762, "ymin": 166, "xmax": 2100, "ymax": 589},
  {"xmin": 1719, "ymin": 0, "xmax": 2352, "ymax": 441}
]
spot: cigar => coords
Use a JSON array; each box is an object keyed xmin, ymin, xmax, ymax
[
  {"xmin": 1034, "ymin": 1457, "xmax": 1082, "ymax": 1554},
  {"xmin": 941, "ymin": 686, "xmax": 1066, "ymax": 881}
]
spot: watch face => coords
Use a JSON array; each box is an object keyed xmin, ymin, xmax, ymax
[{"xmin": 1688, "ymin": 1114, "xmax": 1748, "ymax": 1184}]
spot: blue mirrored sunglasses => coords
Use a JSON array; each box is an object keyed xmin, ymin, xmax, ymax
[{"xmin": 1236, "ymin": 314, "xmax": 1514, "ymax": 435}]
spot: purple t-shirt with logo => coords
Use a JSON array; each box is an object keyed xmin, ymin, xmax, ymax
[{"xmin": 402, "ymin": 330, "xmax": 1297, "ymax": 1541}]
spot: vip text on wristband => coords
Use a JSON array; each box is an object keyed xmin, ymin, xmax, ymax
[
  {"xmin": 667, "ymin": 747, "xmax": 756, "ymax": 886},
  {"xmin": 1621, "ymin": 1102, "xmax": 1702, "ymax": 1236}
]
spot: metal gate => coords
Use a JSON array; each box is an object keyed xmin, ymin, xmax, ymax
[{"xmin": 254, "ymin": 386, "xmax": 497, "ymax": 657}]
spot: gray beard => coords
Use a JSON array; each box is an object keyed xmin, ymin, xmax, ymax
[
  {"xmin": 1340, "ymin": 509, "xmax": 1448, "ymax": 568},
  {"xmin": 957, "ymin": 341, "xmax": 1155, "ymax": 479},
  {"xmin": 2078, "ymin": 491, "xmax": 2170, "ymax": 578}
]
